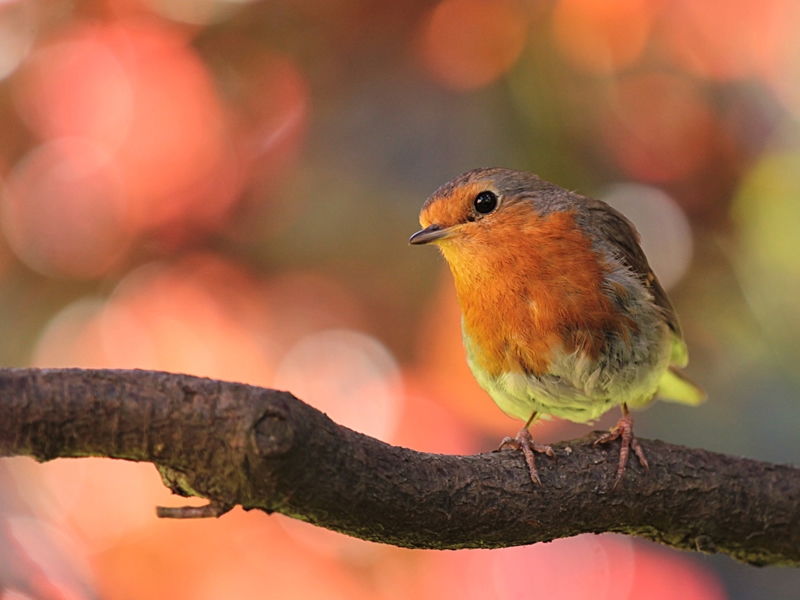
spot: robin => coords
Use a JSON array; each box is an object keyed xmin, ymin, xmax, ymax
[{"xmin": 410, "ymin": 168, "xmax": 705, "ymax": 487}]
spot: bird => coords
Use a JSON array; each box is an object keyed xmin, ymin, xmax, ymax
[{"xmin": 409, "ymin": 168, "xmax": 705, "ymax": 487}]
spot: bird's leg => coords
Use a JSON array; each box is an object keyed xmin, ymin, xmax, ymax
[
  {"xmin": 593, "ymin": 403, "xmax": 649, "ymax": 488},
  {"xmin": 498, "ymin": 412, "xmax": 555, "ymax": 484}
]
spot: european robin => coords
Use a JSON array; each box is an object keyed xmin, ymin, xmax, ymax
[{"xmin": 410, "ymin": 168, "xmax": 705, "ymax": 486}]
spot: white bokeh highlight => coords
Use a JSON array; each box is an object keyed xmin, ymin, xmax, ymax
[
  {"xmin": 601, "ymin": 182, "xmax": 694, "ymax": 290},
  {"xmin": 273, "ymin": 329, "xmax": 403, "ymax": 444}
]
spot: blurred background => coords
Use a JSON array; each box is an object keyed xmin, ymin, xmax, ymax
[{"xmin": 0, "ymin": 0, "xmax": 798, "ymax": 598}]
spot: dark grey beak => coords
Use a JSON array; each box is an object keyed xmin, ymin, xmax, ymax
[{"xmin": 409, "ymin": 224, "xmax": 451, "ymax": 245}]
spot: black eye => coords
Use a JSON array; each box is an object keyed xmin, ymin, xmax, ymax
[{"xmin": 473, "ymin": 190, "xmax": 498, "ymax": 214}]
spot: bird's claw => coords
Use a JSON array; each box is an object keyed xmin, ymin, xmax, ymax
[
  {"xmin": 499, "ymin": 427, "xmax": 554, "ymax": 485},
  {"xmin": 594, "ymin": 412, "xmax": 649, "ymax": 488}
]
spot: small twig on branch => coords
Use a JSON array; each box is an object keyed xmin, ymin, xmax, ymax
[
  {"xmin": 0, "ymin": 368, "xmax": 798, "ymax": 566},
  {"xmin": 155, "ymin": 501, "xmax": 233, "ymax": 519}
]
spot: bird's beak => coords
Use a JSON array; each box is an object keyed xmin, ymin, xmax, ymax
[{"xmin": 409, "ymin": 223, "xmax": 452, "ymax": 245}]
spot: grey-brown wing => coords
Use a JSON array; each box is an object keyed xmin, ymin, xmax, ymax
[{"xmin": 578, "ymin": 195, "xmax": 683, "ymax": 340}]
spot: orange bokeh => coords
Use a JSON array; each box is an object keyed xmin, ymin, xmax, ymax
[
  {"xmin": 12, "ymin": 457, "xmax": 180, "ymax": 554},
  {"xmin": 551, "ymin": 0, "xmax": 660, "ymax": 74},
  {"xmin": 12, "ymin": 19, "xmax": 241, "ymax": 251},
  {"xmin": 757, "ymin": 5, "xmax": 800, "ymax": 118},
  {"xmin": 1, "ymin": 138, "xmax": 132, "ymax": 279},
  {"xmin": 393, "ymin": 374, "xmax": 477, "ymax": 456},
  {"xmin": 419, "ymin": 0, "xmax": 529, "ymax": 91},
  {"xmin": 273, "ymin": 328, "xmax": 403, "ymax": 444},
  {"xmin": 600, "ymin": 72, "xmax": 717, "ymax": 183},
  {"xmin": 91, "ymin": 509, "xmax": 375, "ymax": 600},
  {"xmin": 34, "ymin": 254, "xmax": 277, "ymax": 387},
  {"xmin": 99, "ymin": 261, "xmax": 274, "ymax": 386},
  {"xmin": 659, "ymin": 0, "xmax": 794, "ymax": 81},
  {"xmin": 32, "ymin": 261, "xmax": 381, "ymax": 398},
  {"xmin": 419, "ymin": 535, "xmax": 726, "ymax": 600},
  {"xmin": 13, "ymin": 31, "xmax": 134, "ymax": 150},
  {"xmin": 96, "ymin": 20, "xmax": 239, "ymax": 237},
  {"xmin": 627, "ymin": 544, "xmax": 726, "ymax": 600}
]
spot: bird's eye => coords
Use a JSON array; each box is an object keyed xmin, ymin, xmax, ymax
[{"xmin": 473, "ymin": 190, "xmax": 498, "ymax": 214}]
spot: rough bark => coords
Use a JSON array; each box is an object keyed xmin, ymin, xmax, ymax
[{"xmin": 0, "ymin": 368, "xmax": 797, "ymax": 566}]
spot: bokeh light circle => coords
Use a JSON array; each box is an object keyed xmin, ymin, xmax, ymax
[
  {"xmin": 25, "ymin": 459, "xmax": 173, "ymax": 553},
  {"xmin": 32, "ymin": 297, "xmax": 108, "ymax": 367},
  {"xmin": 0, "ymin": 0, "xmax": 38, "ymax": 82},
  {"xmin": 13, "ymin": 31, "xmax": 134, "ymax": 150},
  {"xmin": 273, "ymin": 329, "xmax": 403, "ymax": 444},
  {"xmin": 32, "ymin": 255, "xmax": 278, "ymax": 386},
  {"xmin": 660, "ymin": 0, "xmax": 792, "ymax": 82},
  {"xmin": 420, "ymin": 534, "xmax": 725, "ymax": 600},
  {"xmin": 730, "ymin": 150, "xmax": 800, "ymax": 355},
  {"xmin": 491, "ymin": 535, "xmax": 636, "ymax": 600},
  {"xmin": 1, "ymin": 138, "xmax": 131, "ymax": 279},
  {"xmin": 600, "ymin": 72, "xmax": 715, "ymax": 183},
  {"xmin": 12, "ymin": 20, "xmax": 242, "ymax": 244},
  {"xmin": 420, "ymin": 0, "xmax": 529, "ymax": 91},
  {"xmin": 99, "ymin": 258, "xmax": 276, "ymax": 385},
  {"xmin": 551, "ymin": 0, "xmax": 657, "ymax": 74},
  {"xmin": 601, "ymin": 182, "xmax": 694, "ymax": 290},
  {"xmin": 733, "ymin": 151, "xmax": 800, "ymax": 277}
]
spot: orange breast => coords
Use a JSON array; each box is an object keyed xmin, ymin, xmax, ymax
[{"xmin": 443, "ymin": 208, "xmax": 626, "ymax": 377}]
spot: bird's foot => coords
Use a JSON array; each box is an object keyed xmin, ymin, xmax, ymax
[
  {"xmin": 499, "ymin": 428, "xmax": 555, "ymax": 485},
  {"xmin": 593, "ymin": 412, "xmax": 649, "ymax": 488}
]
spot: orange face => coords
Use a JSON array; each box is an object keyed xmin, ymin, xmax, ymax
[{"xmin": 419, "ymin": 181, "xmax": 495, "ymax": 230}]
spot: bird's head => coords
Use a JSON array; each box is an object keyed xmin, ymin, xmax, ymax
[
  {"xmin": 410, "ymin": 167, "xmax": 566, "ymax": 243},
  {"xmin": 410, "ymin": 168, "xmax": 572, "ymax": 268}
]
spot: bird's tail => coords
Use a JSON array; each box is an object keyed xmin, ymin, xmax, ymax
[{"xmin": 657, "ymin": 366, "xmax": 707, "ymax": 406}]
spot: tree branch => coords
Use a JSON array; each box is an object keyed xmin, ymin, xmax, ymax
[{"xmin": 0, "ymin": 368, "xmax": 797, "ymax": 567}]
